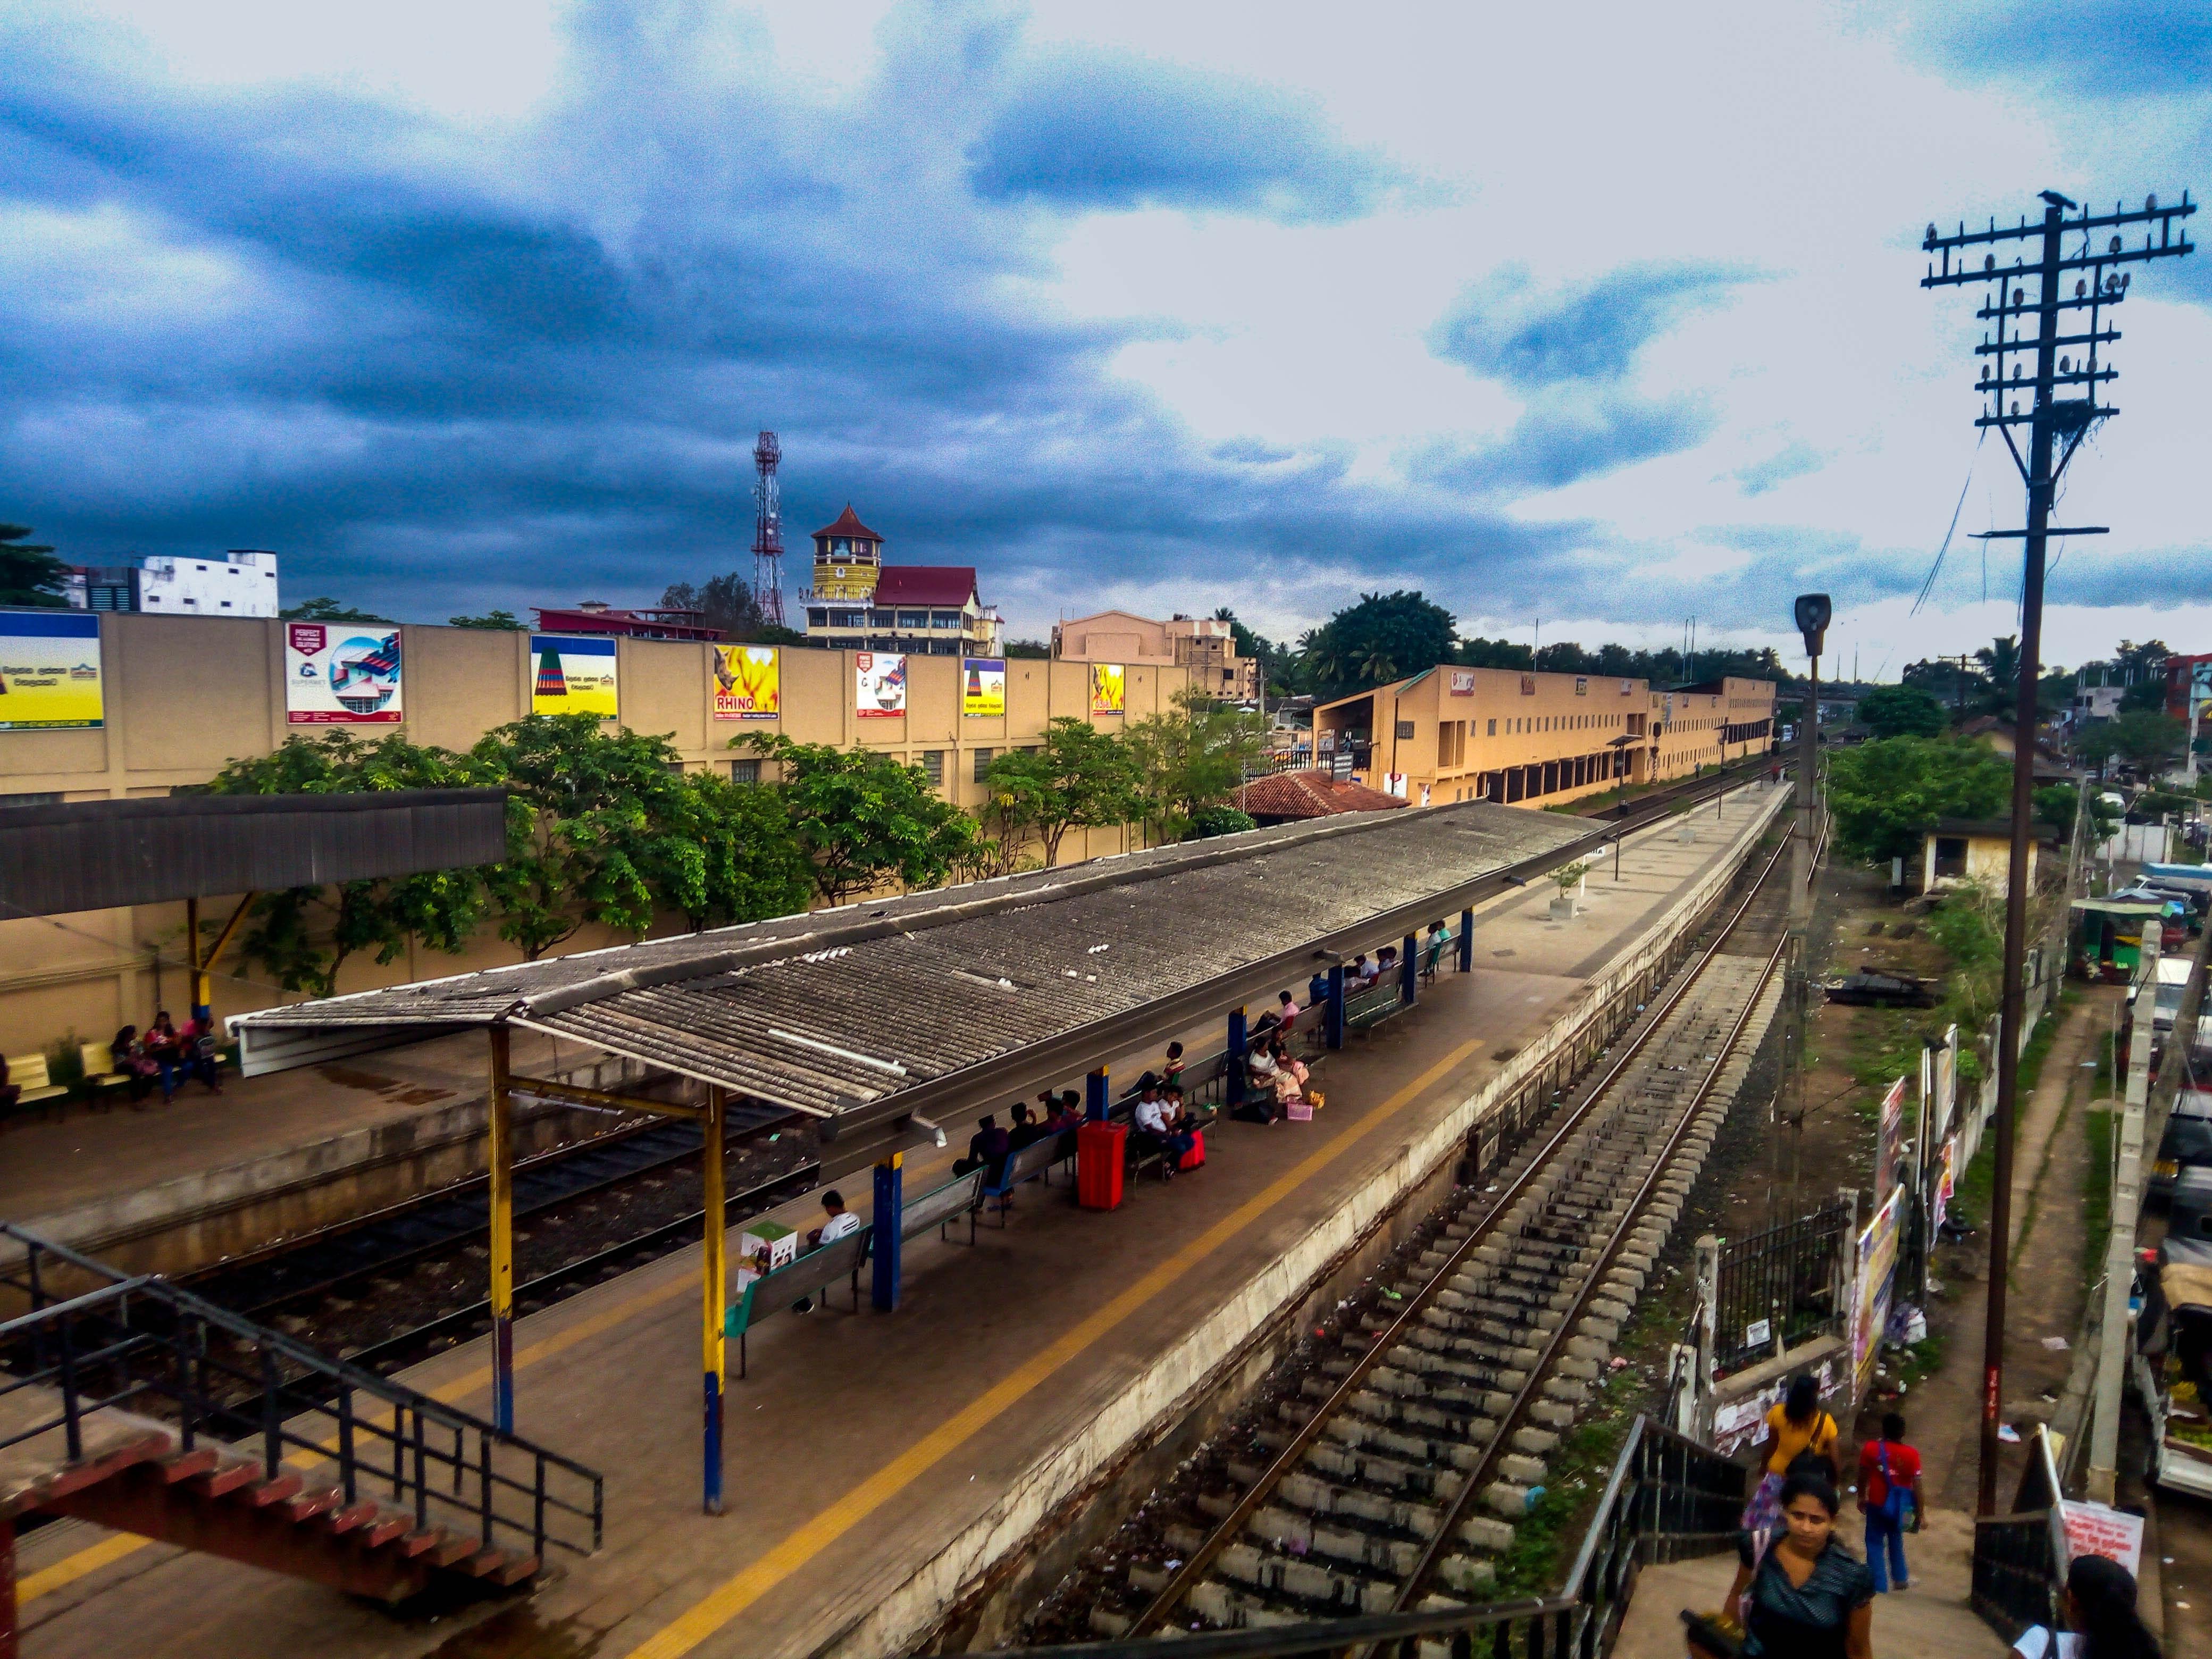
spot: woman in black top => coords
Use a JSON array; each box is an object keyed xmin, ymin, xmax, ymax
[{"xmin": 1695, "ymin": 1471, "xmax": 1873, "ymax": 1659}]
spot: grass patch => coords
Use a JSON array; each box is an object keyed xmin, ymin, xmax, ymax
[
  {"xmin": 2083, "ymin": 1107, "xmax": 2116, "ymax": 1285},
  {"xmin": 1895, "ymin": 1330, "xmax": 1946, "ymax": 1392},
  {"xmin": 1488, "ymin": 1368, "xmax": 1644, "ymax": 1597}
]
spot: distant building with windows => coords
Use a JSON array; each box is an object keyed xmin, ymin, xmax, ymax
[
  {"xmin": 1052, "ymin": 609, "xmax": 1259, "ymax": 699},
  {"xmin": 799, "ymin": 505, "xmax": 1001, "ymax": 657},
  {"xmin": 531, "ymin": 601, "xmax": 724, "ymax": 642},
  {"xmin": 65, "ymin": 549, "xmax": 280, "ymax": 617}
]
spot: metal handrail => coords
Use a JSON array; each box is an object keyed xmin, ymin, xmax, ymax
[
  {"xmin": 956, "ymin": 1415, "xmax": 1746, "ymax": 1659},
  {"xmin": 0, "ymin": 1222, "xmax": 604, "ymax": 1560}
]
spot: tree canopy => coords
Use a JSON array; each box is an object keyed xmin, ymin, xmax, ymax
[
  {"xmin": 1825, "ymin": 736, "xmax": 2013, "ymax": 865},
  {"xmin": 661, "ymin": 573, "xmax": 765, "ymax": 639},
  {"xmin": 739, "ymin": 732, "xmax": 983, "ymax": 904},
  {"xmin": 1300, "ymin": 591, "xmax": 1460, "ymax": 701},
  {"xmin": 1122, "ymin": 687, "xmax": 1267, "ymax": 842},
  {"xmin": 447, "ymin": 608, "xmax": 523, "ymax": 630},
  {"xmin": 2103, "ymin": 710, "xmax": 2187, "ymax": 775},
  {"xmin": 0, "ymin": 523, "xmax": 65, "ymax": 608},
  {"xmin": 281, "ymin": 596, "xmax": 394, "ymax": 623},
  {"xmin": 1857, "ymin": 684, "xmax": 1948, "ymax": 740},
  {"xmin": 979, "ymin": 717, "xmax": 1137, "ymax": 870}
]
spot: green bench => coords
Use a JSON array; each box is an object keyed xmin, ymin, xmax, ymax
[{"xmin": 723, "ymin": 1227, "xmax": 872, "ymax": 1379}]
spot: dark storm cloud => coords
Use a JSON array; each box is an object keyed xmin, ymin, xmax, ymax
[
  {"xmin": 966, "ymin": 48, "xmax": 1408, "ymax": 223},
  {"xmin": 1910, "ymin": 0, "xmax": 2212, "ymax": 102},
  {"xmin": 1407, "ymin": 389, "xmax": 1719, "ymax": 497},
  {"xmin": 1430, "ymin": 261, "xmax": 1755, "ymax": 391}
]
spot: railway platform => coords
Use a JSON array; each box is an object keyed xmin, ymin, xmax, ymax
[{"xmin": 12, "ymin": 781, "xmax": 1791, "ymax": 1659}]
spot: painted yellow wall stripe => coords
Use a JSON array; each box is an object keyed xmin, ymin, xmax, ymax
[{"xmin": 618, "ymin": 1039, "xmax": 1481, "ymax": 1659}]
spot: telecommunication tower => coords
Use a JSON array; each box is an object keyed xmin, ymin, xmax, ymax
[{"xmin": 751, "ymin": 431, "xmax": 786, "ymax": 627}]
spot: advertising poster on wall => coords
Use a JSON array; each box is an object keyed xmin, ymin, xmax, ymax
[
  {"xmin": 1931, "ymin": 1135, "xmax": 1957, "ymax": 1234},
  {"xmin": 1448, "ymin": 668, "xmax": 1476, "ymax": 696},
  {"xmin": 0, "ymin": 611, "xmax": 104, "ymax": 730},
  {"xmin": 284, "ymin": 622, "xmax": 403, "ymax": 725},
  {"xmin": 855, "ymin": 651, "xmax": 906, "ymax": 718},
  {"xmin": 961, "ymin": 657, "xmax": 1006, "ymax": 717},
  {"xmin": 1873, "ymin": 1075, "xmax": 1908, "ymax": 1200},
  {"xmin": 531, "ymin": 635, "xmax": 619, "ymax": 718},
  {"xmin": 1851, "ymin": 1186, "xmax": 1904, "ymax": 1397},
  {"xmin": 1935, "ymin": 1026, "xmax": 1958, "ymax": 1139},
  {"xmin": 711, "ymin": 646, "xmax": 780, "ymax": 720},
  {"xmin": 1090, "ymin": 662, "xmax": 1125, "ymax": 715}
]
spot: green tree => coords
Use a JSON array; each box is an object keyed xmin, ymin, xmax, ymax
[
  {"xmin": 675, "ymin": 769, "xmax": 814, "ymax": 927},
  {"xmin": 1122, "ymin": 687, "xmax": 1266, "ymax": 842},
  {"xmin": 2119, "ymin": 679, "xmax": 2168, "ymax": 714},
  {"xmin": 447, "ymin": 608, "xmax": 523, "ymax": 630},
  {"xmin": 282, "ymin": 596, "xmax": 394, "ymax": 623},
  {"xmin": 0, "ymin": 523, "xmax": 66, "ymax": 607},
  {"xmin": 979, "ymin": 718, "xmax": 1137, "ymax": 869},
  {"xmin": 197, "ymin": 732, "xmax": 496, "ymax": 995},
  {"xmin": 1299, "ymin": 591, "xmax": 1459, "ymax": 701},
  {"xmin": 1457, "ymin": 635, "xmax": 1534, "ymax": 671},
  {"xmin": 739, "ymin": 733, "xmax": 984, "ymax": 904},
  {"xmin": 2107, "ymin": 709, "xmax": 2186, "ymax": 775},
  {"xmin": 661, "ymin": 573, "xmax": 764, "ymax": 639},
  {"xmin": 2033, "ymin": 782, "xmax": 2121, "ymax": 844},
  {"xmin": 473, "ymin": 716, "xmax": 725, "ymax": 958},
  {"xmin": 1857, "ymin": 684, "xmax": 1948, "ymax": 740},
  {"xmin": 1003, "ymin": 638, "xmax": 1052, "ymax": 659},
  {"xmin": 1187, "ymin": 803, "xmax": 1256, "ymax": 839},
  {"xmin": 1825, "ymin": 736, "xmax": 2013, "ymax": 866},
  {"xmin": 752, "ymin": 624, "xmax": 808, "ymax": 647}
]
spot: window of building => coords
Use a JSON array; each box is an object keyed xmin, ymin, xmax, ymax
[
  {"xmin": 834, "ymin": 609, "xmax": 865, "ymax": 627},
  {"xmin": 1395, "ymin": 720, "xmax": 1415, "ymax": 740},
  {"xmin": 728, "ymin": 759, "xmax": 761, "ymax": 784},
  {"xmin": 973, "ymin": 748, "xmax": 994, "ymax": 782},
  {"xmin": 1933, "ymin": 836, "xmax": 1968, "ymax": 879},
  {"xmin": 871, "ymin": 609, "xmax": 894, "ymax": 626},
  {"xmin": 808, "ymin": 607, "xmax": 828, "ymax": 627},
  {"xmin": 921, "ymin": 750, "xmax": 944, "ymax": 787},
  {"xmin": 1487, "ymin": 718, "xmax": 1497, "ymax": 735},
  {"xmin": 4, "ymin": 791, "xmax": 62, "ymax": 807},
  {"xmin": 898, "ymin": 610, "xmax": 928, "ymax": 629}
]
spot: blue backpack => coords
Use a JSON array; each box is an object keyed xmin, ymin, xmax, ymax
[{"xmin": 1875, "ymin": 1442, "xmax": 1913, "ymax": 1525}]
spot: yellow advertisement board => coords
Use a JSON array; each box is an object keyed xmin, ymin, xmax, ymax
[
  {"xmin": 1090, "ymin": 661, "xmax": 1125, "ymax": 715},
  {"xmin": 531, "ymin": 634, "xmax": 619, "ymax": 718},
  {"xmin": 713, "ymin": 646, "xmax": 780, "ymax": 720},
  {"xmin": 0, "ymin": 613, "xmax": 104, "ymax": 729},
  {"xmin": 961, "ymin": 657, "xmax": 1006, "ymax": 718}
]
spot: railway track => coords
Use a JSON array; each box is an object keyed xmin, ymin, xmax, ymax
[{"xmin": 1074, "ymin": 828, "xmax": 1792, "ymax": 1646}]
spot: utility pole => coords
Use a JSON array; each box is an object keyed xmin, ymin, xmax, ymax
[
  {"xmin": 1921, "ymin": 186, "xmax": 2196, "ymax": 1515},
  {"xmin": 1781, "ymin": 595, "xmax": 1829, "ymax": 1220}
]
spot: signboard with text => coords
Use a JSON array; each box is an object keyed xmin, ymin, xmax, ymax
[
  {"xmin": 1090, "ymin": 662, "xmax": 1125, "ymax": 715},
  {"xmin": 285, "ymin": 622, "xmax": 401, "ymax": 724},
  {"xmin": 855, "ymin": 652, "xmax": 906, "ymax": 718},
  {"xmin": 1852, "ymin": 1186, "xmax": 1904, "ymax": 1397},
  {"xmin": 711, "ymin": 646, "xmax": 778, "ymax": 720},
  {"xmin": 0, "ymin": 611, "xmax": 104, "ymax": 730},
  {"xmin": 531, "ymin": 635, "xmax": 618, "ymax": 718},
  {"xmin": 961, "ymin": 657, "xmax": 1007, "ymax": 717}
]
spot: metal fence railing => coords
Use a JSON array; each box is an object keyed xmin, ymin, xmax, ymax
[
  {"xmin": 1970, "ymin": 1428, "xmax": 2068, "ymax": 1645},
  {"xmin": 1713, "ymin": 1197, "xmax": 1855, "ymax": 1373},
  {"xmin": 0, "ymin": 1224, "xmax": 602, "ymax": 1566}
]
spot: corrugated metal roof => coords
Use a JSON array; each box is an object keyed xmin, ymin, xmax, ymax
[{"xmin": 234, "ymin": 801, "xmax": 1593, "ymax": 1133}]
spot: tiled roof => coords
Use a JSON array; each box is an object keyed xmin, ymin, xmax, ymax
[
  {"xmin": 873, "ymin": 566, "xmax": 978, "ymax": 607},
  {"xmin": 812, "ymin": 504, "xmax": 882, "ymax": 542},
  {"xmin": 1235, "ymin": 769, "xmax": 1406, "ymax": 820}
]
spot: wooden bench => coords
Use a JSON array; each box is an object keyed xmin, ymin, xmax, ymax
[
  {"xmin": 78, "ymin": 1042, "xmax": 133, "ymax": 1107},
  {"xmin": 723, "ymin": 1227, "xmax": 872, "ymax": 1379},
  {"xmin": 3, "ymin": 1053, "xmax": 69, "ymax": 1122}
]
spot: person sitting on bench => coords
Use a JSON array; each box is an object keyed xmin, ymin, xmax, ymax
[
  {"xmin": 1238, "ymin": 1046, "xmax": 1285, "ymax": 1124},
  {"xmin": 1162, "ymin": 1041, "xmax": 1185, "ymax": 1089},
  {"xmin": 1007, "ymin": 1100, "xmax": 1047, "ymax": 1152},
  {"xmin": 953, "ymin": 1115, "xmax": 1011, "ymax": 1179},
  {"xmin": 793, "ymin": 1190, "xmax": 861, "ymax": 1313},
  {"xmin": 1273, "ymin": 990, "xmax": 1301, "ymax": 1033},
  {"xmin": 1130, "ymin": 1078, "xmax": 1193, "ymax": 1177}
]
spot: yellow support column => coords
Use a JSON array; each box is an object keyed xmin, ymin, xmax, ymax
[
  {"xmin": 488, "ymin": 1025, "xmax": 516, "ymax": 1434},
  {"xmin": 701, "ymin": 1087, "xmax": 727, "ymax": 1514}
]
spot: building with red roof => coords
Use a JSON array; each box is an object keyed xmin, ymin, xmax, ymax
[
  {"xmin": 799, "ymin": 504, "xmax": 1002, "ymax": 658},
  {"xmin": 1233, "ymin": 769, "xmax": 1407, "ymax": 826}
]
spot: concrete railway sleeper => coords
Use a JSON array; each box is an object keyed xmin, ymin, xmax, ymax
[{"xmin": 1084, "ymin": 831, "xmax": 1792, "ymax": 1647}]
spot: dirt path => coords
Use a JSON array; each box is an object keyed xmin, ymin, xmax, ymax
[{"xmin": 1911, "ymin": 987, "xmax": 2117, "ymax": 1509}]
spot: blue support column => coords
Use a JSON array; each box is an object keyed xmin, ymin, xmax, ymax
[
  {"xmin": 1326, "ymin": 965, "xmax": 1346, "ymax": 1050},
  {"xmin": 1225, "ymin": 1010, "xmax": 1249, "ymax": 1108},
  {"xmin": 1086, "ymin": 1067, "xmax": 1110, "ymax": 1122},
  {"xmin": 1400, "ymin": 933, "xmax": 1418, "ymax": 1005},
  {"xmin": 1458, "ymin": 907, "xmax": 1474, "ymax": 974},
  {"xmin": 872, "ymin": 1153, "xmax": 904, "ymax": 1312}
]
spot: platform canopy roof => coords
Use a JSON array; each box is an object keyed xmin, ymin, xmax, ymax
[{"xmin": 233, "ymin": 801, "xmax": 1595, "ymax": 1144}]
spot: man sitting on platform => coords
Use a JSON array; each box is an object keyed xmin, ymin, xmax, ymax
[
  {"xmin": 793, "ymin": 1189, "xmax": 862, "ymax": 1314},
  {"xmin": 1007, "ymin": 1100, "xmax": 1047, "ymax": 1152},
  {"xmin": 953, "ymin": 1114, "xmax": 1012, "ymax": 1179},
  {"xmin": 1130, "ymin": 1076, "xmax": 1194, "ymax": 1177}
]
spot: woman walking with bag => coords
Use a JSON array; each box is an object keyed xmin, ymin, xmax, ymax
[
  {"xmin": 1745, "ymin": 1375, "xmax": 1840, "ymax": 1531},
  {"xmin": 1688, "ymin": 1470, "xmax": 1873, "ymax": 1658}
]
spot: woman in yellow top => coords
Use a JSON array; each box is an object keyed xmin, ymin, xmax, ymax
[{"xmin": 1745, "ymin": 1375, "xmax": 1840, "ymax": 1532}]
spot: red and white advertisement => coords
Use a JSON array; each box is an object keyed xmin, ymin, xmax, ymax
[
  {"xmin": 1448, "ymin": 668, "xmax": 1476, "ymax": 696},
  {"xmin": 284, "ymin": 622, "xmax": 404, "ymax": 724},
  {"xmin": 2060, "ymin": 1500, "xmax": 2143, "ymax": 1578}
]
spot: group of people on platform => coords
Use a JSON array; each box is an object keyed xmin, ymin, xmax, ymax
[
  {"xmin": 109, "ymin": 1011, "xmax": 224, "ymax": 1104},
  {"xmin": 1685, "ymin": 1375, "xmax": 2161, "ymax": 1659}
]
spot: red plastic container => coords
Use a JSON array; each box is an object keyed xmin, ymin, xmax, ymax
[{"xmin": 1077, "ymin": 1121, "xmax": 1127, "ymax": 1210}]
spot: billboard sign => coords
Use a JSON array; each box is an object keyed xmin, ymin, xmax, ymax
[
  {"xmin": 1851, "ymin": 1186, "xmax": 1904, "ymax": 1397},
  {"xmin": 962, "ymin": 657, "xmax": 1006, "ymax": 717},
  {"xmin": 531, "ymin": 635, "xmax": 619, "ymax": 718},
  {"xmin": 1575, "ymin": 676, "xmax": 1588, "ymax": 696},
  {"xmin": 0, "ymin": 611, "xmax": 104, "ymax": 730},
  {"xmin": 1874, "ymin": 1075, "xmax": 1908, "ymax": 1200},
  {"xmin": 712, "ymin": 646, "xmax": 779, "ymax": 720},
  {"xmin": 1448, "ymin": 668, "xmax": 1476, "ymax": 697},
  {"xmin": 855, "ymin": 651, "xmax": 906, "ymax": 718},
  {"xmin": 284, "ymin": 622, "xmax": 403, "ymax": 725},
  {"xmin": 1090, "ymin": 662, "xmax": 1125, "ymax": 715}
]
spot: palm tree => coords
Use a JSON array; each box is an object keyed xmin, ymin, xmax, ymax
[{"xmin": 1973, "ymin": 636, "xmax": 2021, "ymax": 717}]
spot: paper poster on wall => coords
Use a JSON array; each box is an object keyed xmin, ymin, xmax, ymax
[
  {"xmin": 855, "ymin": 651, "xmax": 906, "ymax": 718},
  {"xmin": 961, "ymin": 657, "xmax": 1006, "ymax": 717},
  {"xmin": 531, "ymin": 634, "xmax": 619, "ymax": 718},
  {"xmin": 2062, "ymin": 1500, "xmax": 2144, "ymax": 1578},
  {"xmin": 284, "ymin": 622, "xmax": 403, "ymax": 724},
  {"xmin": 712, "ymin": 646, "xmax": 779, "ymax": 720},
  {"xmin": 1873, "ymin": 1075, "xmax": 1908, "ymax": 1200},
  {"xmin": 1090, "ymin": 662, "xmax": 1125, "ymax": 715},
  {"xmin": 0, "ymin": 611, "xmax": 104, "ymax": 730}
]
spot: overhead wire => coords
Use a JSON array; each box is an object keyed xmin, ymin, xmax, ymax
[{"xmin": 1911, "ymin": 428, "xmax": 1987, "ymax": 616}]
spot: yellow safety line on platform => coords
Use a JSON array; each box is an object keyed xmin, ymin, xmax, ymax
[
  {"xmin": 618, "ymin": 1038, "xmax": 1483, "ymax": 1659},
  {"xmin": 15, "ymin": 1532, "xmax": 146, "ymax": 1604}
]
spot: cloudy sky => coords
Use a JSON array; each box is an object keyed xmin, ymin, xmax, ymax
[{"xmin": 1, "ymin": 1, "xmax": 2205, "ymax": 673}]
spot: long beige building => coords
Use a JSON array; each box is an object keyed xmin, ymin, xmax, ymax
[
  {"xmin": 1314, "ymin": 669, "xmax": 1774, "ymax": 808},
  {"xmin": 0, "ymin": 612, "xmax": 1194, "ymax": 1055}
]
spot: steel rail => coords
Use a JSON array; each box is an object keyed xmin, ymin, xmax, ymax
[{"xmin": 1128, "ymin": 825, "xmax": 1790, "ymax": 1636}]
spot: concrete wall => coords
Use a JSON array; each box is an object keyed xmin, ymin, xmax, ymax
[{"xmin": 0, "ymin": 614, "xmax": 1193, "ymax": 1057}]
